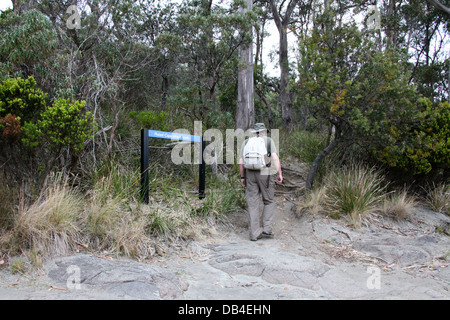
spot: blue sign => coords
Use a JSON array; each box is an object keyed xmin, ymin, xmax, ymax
[{"xmin": 148, "ymin": 130, "xmax": 201, "ymax": 143}]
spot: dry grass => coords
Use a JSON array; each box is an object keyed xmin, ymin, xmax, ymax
[
  {"xmin": 11, "ymin": 173, "xmax": 83, "ymax": 264},
  {"xmin": 1, "ymin": 164, "xmax": 239, "ymax": 267},
  {"xmin": 382, "ymin": 190, "xmax": 418, "ymax": 220},
  {"xmin": 426, "ymin": 183, "xmax": 449, "ymax": 215},
  {"xmin": 297, "ymin": 185, "xmax": 327, "ymax": 217}
]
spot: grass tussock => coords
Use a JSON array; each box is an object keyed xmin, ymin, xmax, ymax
[
  {"xmin": 1, "ymin": 163, "xmax": 244, "ymax": 267},
  {"xmin": 297, "ymin": 185, "xmax": 327, "ymax": 217},
  {"xmin": 299, "ymin": 163, "xmax": 425, "ymax": 226},
  {"xmin": 299, "ymin": 164, "xmax": 389, "ymax": 227},
  {"xmin": 323, "ymin": 164, "xmax": 387, "ymax": 226},
  {"xmin": 12, "ymin": 173, "xmax": 83, "ymax": 259},
  {"xmin": 426, "ymin": 183, "xmax": 449, "ymax": 215},
  {"xmin": 382, "ymin": 190, "xmax": 418, "ymax": 220}
]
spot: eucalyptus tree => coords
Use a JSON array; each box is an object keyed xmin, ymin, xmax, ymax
[
  {"xmin": 236, "ymin": 0, "xmax": 255, "ymax": 130},
  {"xmin": 168, "ymin": 0, "xmax": 256, "ymax": 125},
  {"xmin": 268, "ymin": 0, "xmax": 301, "ymax": 129}
]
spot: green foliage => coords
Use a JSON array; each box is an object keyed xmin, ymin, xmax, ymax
[
  {"xmin": 1, "ymin": 76, "xmax": 93, "ymax": 164},
  {"xmin": 0, "ymin": 9, "xmax": 57, "ymax": 80},
  {"xmin": 281, "ymin": 130, "xmax": 328, "ymax": 164},
  {"xmin": 296, "ymin": 11, "xmax": 449, "ymax": 179},
  {"xmin": 35, "ymin": 99, "xmax": 93, "ymax": 152},
  {"xmin": 205, "ymin": 110, "xmax": 235, "ymax": 129},
  {"xmin": 191, "ymin": 175, "xmax": 246, "ymax": 217},
  {"xmin": 0, "ymin": 76, "xmax": 47, "ymax": 123},
  {"xmin": 376, "ymin": 101, "xmax": 450, "ymax": 175},
  {"xmin": 129, "ymin": 110, "xmax": 169, "ymax": 131},
  {"xmin": 21, "ymin": 99, "xmax": 93, "ymax": 152}
]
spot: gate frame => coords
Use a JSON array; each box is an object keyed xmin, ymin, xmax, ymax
[{"xmin": 141, "ymin": 128, "xmax": 206, "ymax": 204}]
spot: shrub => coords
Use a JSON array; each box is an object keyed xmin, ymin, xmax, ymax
[
  {"xmin": 129, "ymin": 110, "xmax": 169, "ymax": 131},
  {"xmin": 296, "ymin": 14, "xmax": 449, "ymax": 185},
  {"xmin": 22, "ymin": 98, "xmax": 93, "ymax": 152},
  {"xmin": 0, "ymin": 115, "xmax": 21, "ymax": 138},
  {"xmin": 375, "ymin": 101, "xmax": 450, "ymax": 176},
  {"xmin": 0, "ymin": 77, "xmax": 95, "ymax": 182},
  {"xmin": 0, "ymin": 76, "xmax": 46, "ymax": 126}
]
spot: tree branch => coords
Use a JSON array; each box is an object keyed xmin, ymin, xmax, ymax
[
  {"xmin": 269, "ymin": 0, "xmax": 282, "ymax": 31},
  {"xmin": 427, "ymin": 0, "xmax": 450, "ymax": 15},
  {"xmin": 284, "ymin": 0, "xmax": 300, "ymax": 25}
]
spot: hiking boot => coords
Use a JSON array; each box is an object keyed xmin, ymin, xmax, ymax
[
  {"xmin": 250, "ymin": 234, "xmax": 263, "ymax": 242},
  {"xmin": 262, "ymin": 232, "xmax": 274, "ymax": 238}
]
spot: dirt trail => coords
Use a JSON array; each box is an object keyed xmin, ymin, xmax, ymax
[{"xmin": 1, "ymin": 160, "xmax": 449, "ymax": 300}]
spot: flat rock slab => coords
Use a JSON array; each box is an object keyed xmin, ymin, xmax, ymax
[
  {"xmin": 209, "ymin": 253, "xmax": 266, "ymax": 277},
  {"xmin": 352, "ymin": 234, "xmax": 444, "ymax": 267},
  {"xmin": 208, "ymin": 244, "xmax": 330, "ymax": 291},
  {"xmin": 46, "ymin": 254, "xmax": 188, "ymax": 300}
]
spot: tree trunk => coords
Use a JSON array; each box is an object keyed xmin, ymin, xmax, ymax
[
  {"xmin": 236, "ymin": 0, "xmax": 255, "ymax": 131},
  {"xmin": 161, "ymin": 74, "xmax": 169, "ymax": 110},
  {"xmin": 386, "ymin": 0, "xmax": 396, "ymax": 48},
  {"xmin": 305, "ymin": 137, "xmax": 339, "ymax": 190},
  {"xmin": 269, "ymin": 0, "xmax": 299, "ymax": 129},
  {"xmin": 279, "ymin": 28, "xmax": 292, "ymax": 128},
  {"xmin": 448, "ymin": 60, "xmax": 450, "ymax": 100}
]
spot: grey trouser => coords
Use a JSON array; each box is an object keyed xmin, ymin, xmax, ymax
[{"xmin": 245, "ymin": 170, "xmax": 275, "ymax": 240}]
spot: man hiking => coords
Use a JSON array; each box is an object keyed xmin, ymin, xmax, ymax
[{"xmin": 238, "ymin": 123, "xmax": 283, "ymax": 242}]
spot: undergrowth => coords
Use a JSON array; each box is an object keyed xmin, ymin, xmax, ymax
[
  {"xmin": 298, "ymin": 162, "xmax": 441, "ymax": 227},
  {"xmin": 0, "ymin": 161, "xmax": 244, "ymax": 268},
  {"xmin": 286, "ymin": 130, "xmax": 447, "ymax": 226}
]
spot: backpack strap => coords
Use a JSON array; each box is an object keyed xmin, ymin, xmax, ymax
[{"xmin": 266, "ymin": 138, "xmax": 272, "ymax": 168}]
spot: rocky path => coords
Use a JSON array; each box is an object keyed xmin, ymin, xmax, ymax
[
  {"xmin": 169, "ymin": 212, "xmax": 449, "ymax": 299},
  {"xmin": 1, "ymin": 163, "xmax": 449, "ymax": 300}
]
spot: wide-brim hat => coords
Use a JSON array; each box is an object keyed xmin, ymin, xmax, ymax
[{"xmin": 251, "ymin": 123, "xmax": 269, "ymax": 133}]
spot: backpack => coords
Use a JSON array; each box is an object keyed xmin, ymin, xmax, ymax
[{"xmin": 243, "ymin": 137, "xmax": 272, "ymax": 170}]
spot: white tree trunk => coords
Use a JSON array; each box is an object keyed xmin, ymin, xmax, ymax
[{"xmin": 236, "ymin": 0, "xmax": 255, "ymax": 131}]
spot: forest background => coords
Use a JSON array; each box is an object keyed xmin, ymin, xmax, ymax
[{"xmin": 0, "ymin": 0, "xmax": 448, "ymax": 265}]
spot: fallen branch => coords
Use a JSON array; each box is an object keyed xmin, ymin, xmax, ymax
[{"xmin": 331, "ymin": 227, "xmax": 352, "ymax": 241}]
